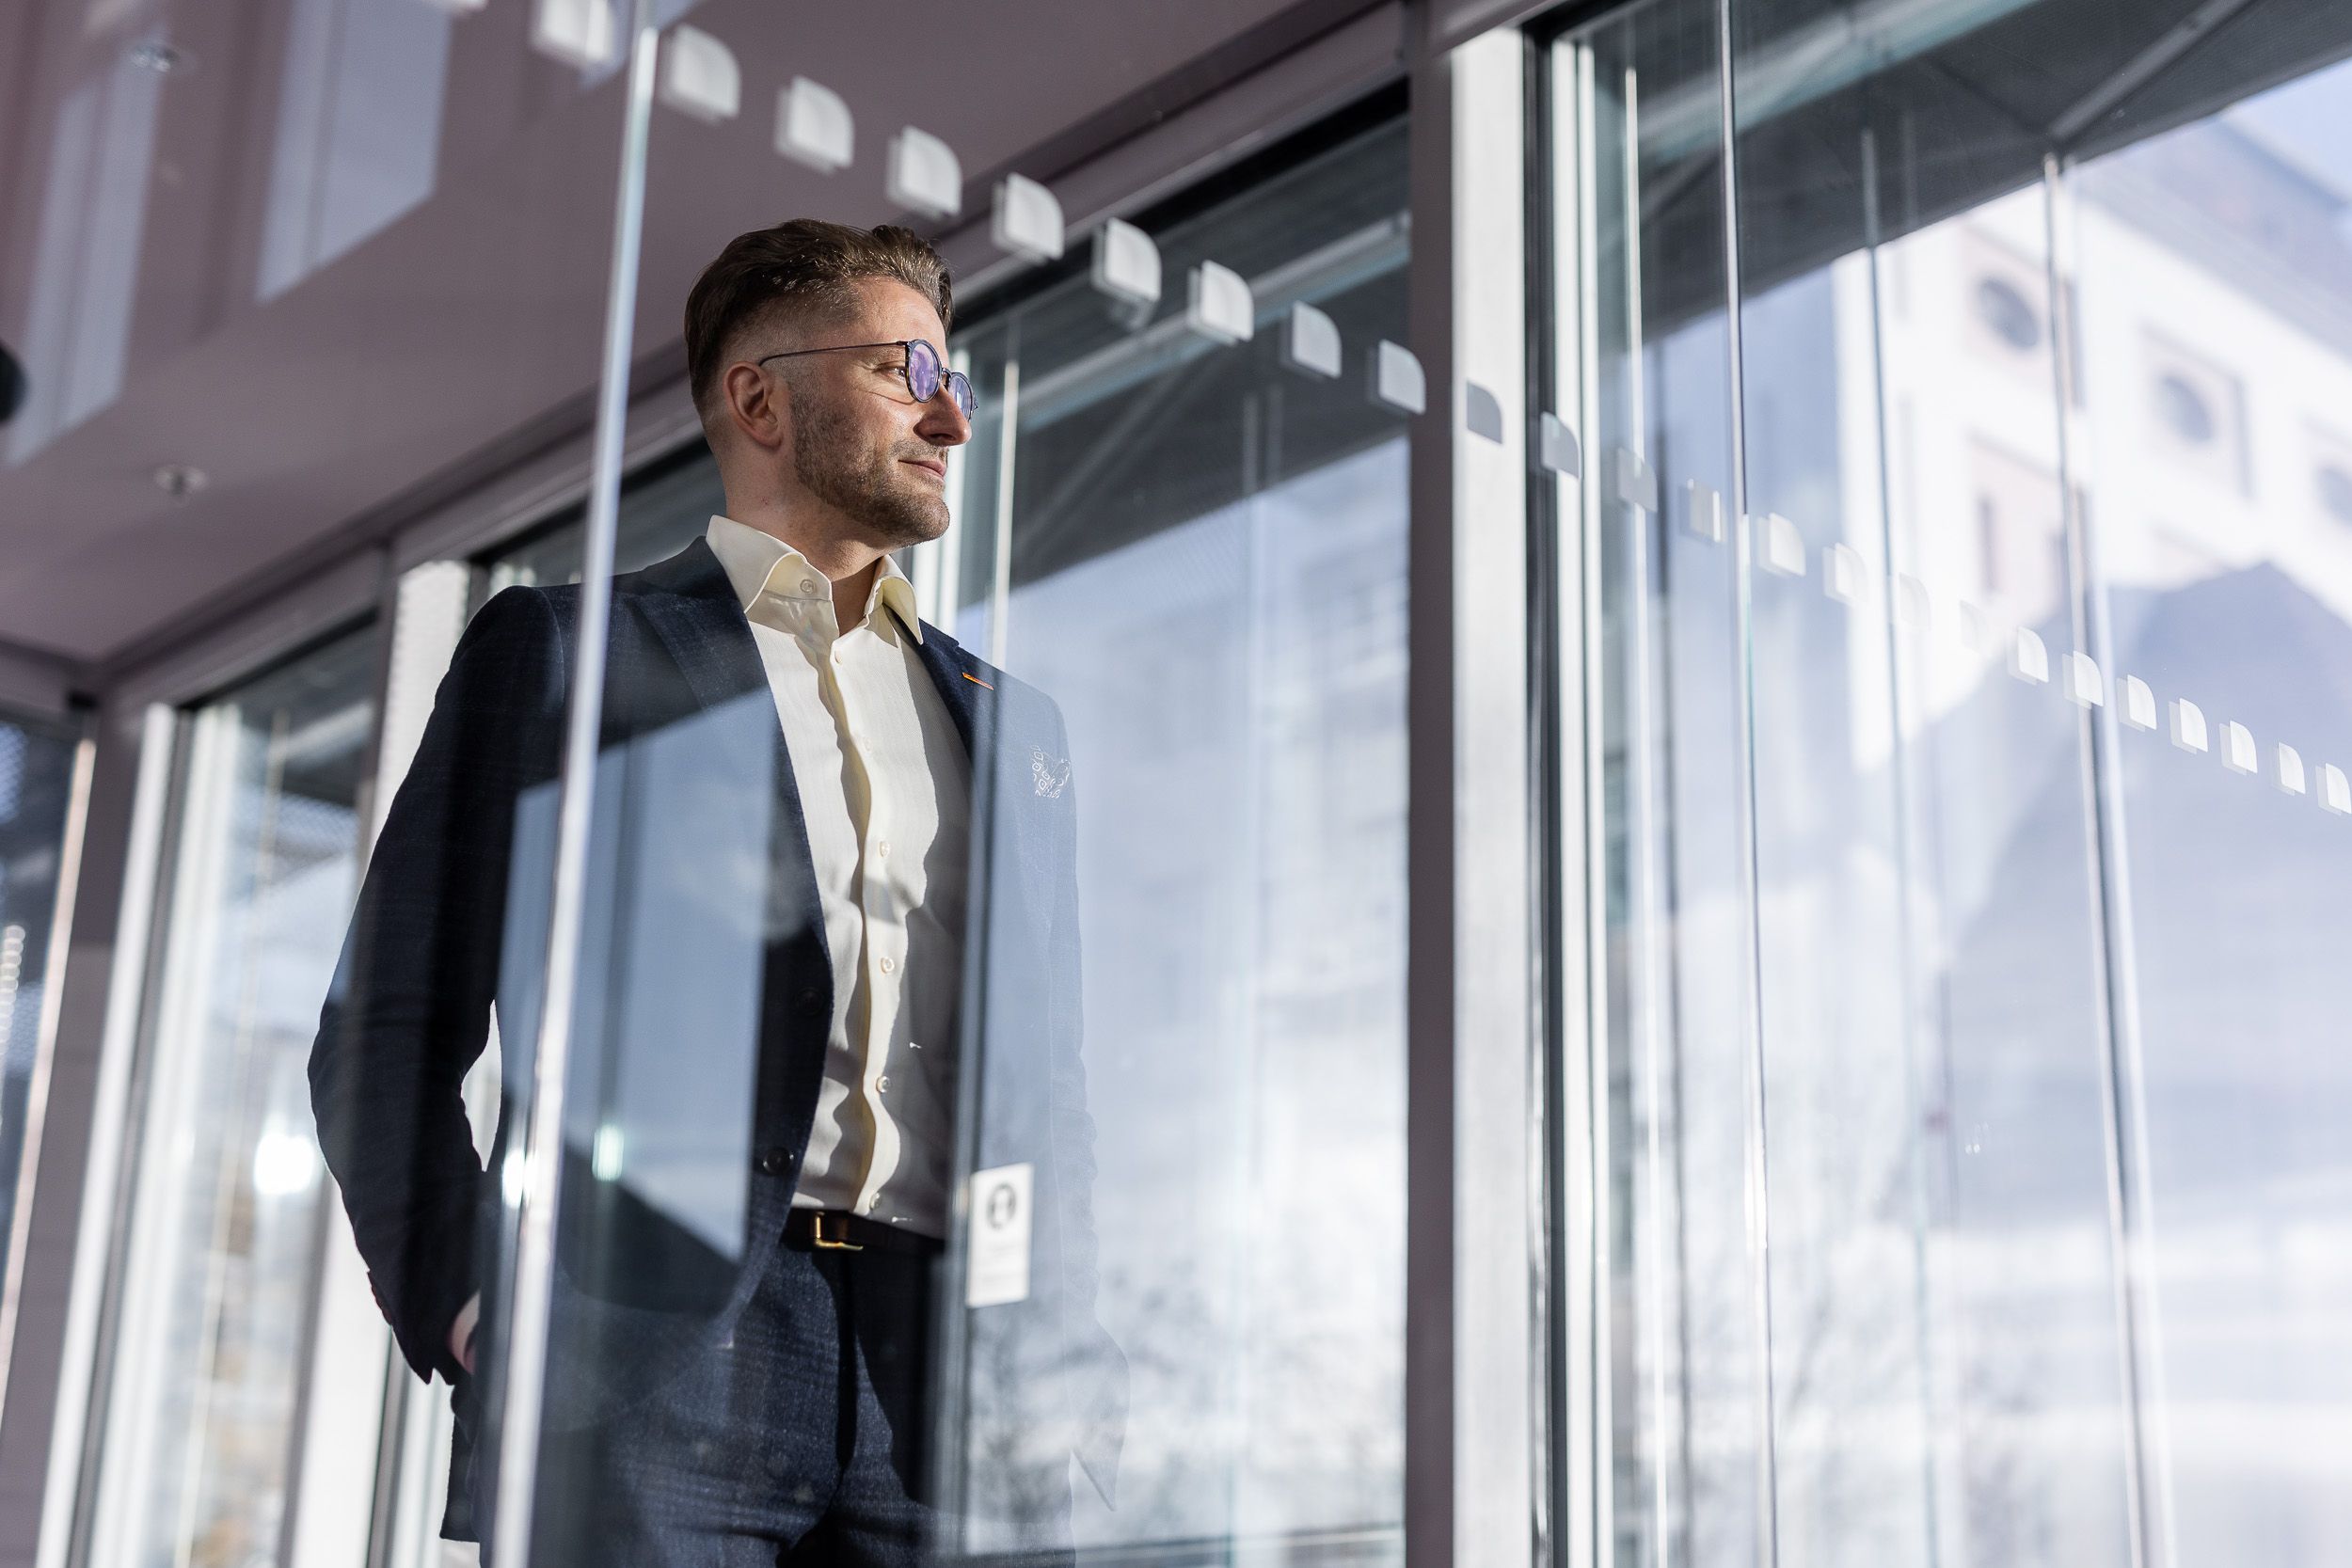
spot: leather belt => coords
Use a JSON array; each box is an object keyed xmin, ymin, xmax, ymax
[{"xmin": 783, "ymin": 1208, "xmax": 944, "ymax": 1256}]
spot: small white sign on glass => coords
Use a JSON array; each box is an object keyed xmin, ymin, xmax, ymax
[
  {"xmin": 777, "ymin": 77, "xmax": 854, "ymax": 173},
  {"xmin": 888, "ymin": 126, "xmax": 962, "ymax": 220},
  {"xmin": 658, "ymin": 26, "xmax": 739, "ymax": 123},
  {"xmin": 1185, "ymin": 261, "xmax": 1255, "ymax": 345},
  {"xmin": 1091, "ymin": 218, "xmax": 1162, "ymax": 310},
  {"xmin": 532, "ymin": 0, "xmax": 614, "ymax": 68},
  {"xmin": 965, "ymin": 1164, "xmax": 1034, "ymax": 1307},
  {"xmin": 993, "ymin": 175, "xmax": 1065, "ymax": 263}
]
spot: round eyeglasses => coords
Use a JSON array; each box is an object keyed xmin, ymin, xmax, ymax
[{"xmin": 755, "ymin": 338, "xmax": 976, "ymax": 418}]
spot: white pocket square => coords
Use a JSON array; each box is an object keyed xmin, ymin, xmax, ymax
[{"xmin": 1030, "ymin": 748, "xmax": 1070, "ymax": 799}]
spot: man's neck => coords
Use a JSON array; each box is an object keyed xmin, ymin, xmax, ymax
[{"xmin": 724, "ymin": 501, "xmax": 884, "ymax": 631}]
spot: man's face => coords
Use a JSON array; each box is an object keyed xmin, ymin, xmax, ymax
[{"xmin": 774, "ymin": 277, "xmax": 969, "ymax": 550}]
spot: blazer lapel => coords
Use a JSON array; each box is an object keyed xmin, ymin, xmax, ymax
[
  {"xmin": 910, "ymin": 620, "xmax": 997, "ymax": 773},
  {"xmin": 629, "ymin": 538, "xmax": 771, "ymax": 715}
]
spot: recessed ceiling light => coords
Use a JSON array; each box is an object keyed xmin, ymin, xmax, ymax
[
  {"xmin": 154, "ymin": 464, "xmax": 208, "ymax": 499},
  {"xmin": 128, "ymin": 40, "xmax": 190, "ymax": 74}
]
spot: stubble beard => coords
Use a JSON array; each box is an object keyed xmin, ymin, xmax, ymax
[{"xmin": 792, "ymin": 390, "xmax": 950, "ymax": 551}]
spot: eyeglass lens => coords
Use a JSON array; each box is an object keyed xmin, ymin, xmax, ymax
[{"xmin": 905, "ymin": 340, "xmax": 976, "ymax": 418}]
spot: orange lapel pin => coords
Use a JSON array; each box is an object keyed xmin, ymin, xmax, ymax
[{"xmin": 961, "ymin": 672, "xmax": 993, "ymax": 689}]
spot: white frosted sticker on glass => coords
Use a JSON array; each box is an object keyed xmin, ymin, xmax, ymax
[
  {"xmin": 991, "ymin": 173, "xmax": 1063, "ymax": 262},
  {"xmin": 418, "ymin": 0, "xmax": 486, "ymax": 11},
  {"xmin": 2122, "ymin": 675, "xmax": 2157, "ymax": 730},
  {"xmin": 1089, "ymin": 217, "xmax": 1160, "ymax": 310},
  {"xmin": 1684, "ymin": 480, "xmax": 1724, "ymax": 542},
  {"xmin": 1279, "ymin": 301, "xmax": 1341, "ymax": 379},
  {"xmin": 532, "ymin": 0, "xmax": 614, "ymax": 67},
  {"xmin": 1184, "ymin": 261, "xmax": 1254, "ymax": 345},
  {"xmin": 1464, "ymin": 382, "xmax": 1504, "ymax": 443},
  {"xmin": 1894, "ymin": 573, "xmax": 1931, "ymax": 628},
  {"xmin": 776, "ymin": 76, "xmax": 852, "ymax": 172},
  {"xmin": 2170, "ymin": 699, "xmax": 2208, "ymax": 753},
  {"xmin": 1823, "ymin": 542, "xmax": 1867, "ymax": 605},
  {"xmin": 2009, "ymin": 627, "xmax": 2049, "ymax": 685},
  {"xmin": 1536, "ymin": 413, "xmax": 1581, "ymax": 477},
  {"xmin": 2221, "ymin": 721, "xmax": 2257, "ymax": 774},
  {"xmin": 1760, "ymin": 514, "xmax": 1805, "ymax": 577},
  {"xmin": 657, "ymin": 25, "xmax": 738, "ymax": 122},
  {"xmin": 965, "ymin": 1164, "xmax": 1033, "ymax": 1307},
  {"xmin": 2063, "ymin": 651, "xmax": 2103, "ymax": 707},
  {"xmin": 2276, "ymin": 744, "xmax": 2307, "ymax": 796},
  {"xmin": 886, "ymin": 126, "xmax": 961, "ymax": 219},
  {"xmin": 2321, "ymin": 764, "xmax": 2350, "ymax": 815},
  {"xmin": 1611, "ymin": 448, "xmax": 1656, "ymax": 512},
  {"xmin": 1958, "ymin": 600, "xmax": 1988, "ymax": 653},
  {"xmin": 1369, "ymin": 341, "xmax": 1425, "ymax": 415}
]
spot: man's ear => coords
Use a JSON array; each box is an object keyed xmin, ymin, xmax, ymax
[{"xmin": 723, "ymin": 360, "xmax": 792, "ymax": 453}]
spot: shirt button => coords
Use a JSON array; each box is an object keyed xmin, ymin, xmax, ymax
[
  {"xmin": 877, "ymin": 1075, "xmax": 890, "ymax": 1093},
  {"xmin": 876, "ymin": 840, "xmax": 890, "ymax": 859},
  {"xmin": 859, "ymin": 1195, "xmax": 878, "ymax": 1214},
  {"xmin": 879, "ymin": 956, "xmax": 895, "ymax": 974},
  {"xmin": 799, "ymin": 578, "xmax": 818, "ymax": 594}
]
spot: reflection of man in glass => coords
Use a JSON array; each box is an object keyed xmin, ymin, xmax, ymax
[{"xmin": 310, "ymin": 220, "xmax": 1124, "ymax": 1564}]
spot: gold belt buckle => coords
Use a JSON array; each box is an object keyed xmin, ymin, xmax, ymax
[{"xmin": 811, "ymin": 1212, "xmax": 864, "ymax": 1251}]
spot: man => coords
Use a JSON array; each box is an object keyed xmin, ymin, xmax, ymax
[{"xmin": 310, "ymin": 219, "xmax": 1126, "ymax": 1565}]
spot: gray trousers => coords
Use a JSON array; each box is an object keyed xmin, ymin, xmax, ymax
[{"xmin": 471, "ymin": 1187, "xmax": 1061, "ymax": 1567}]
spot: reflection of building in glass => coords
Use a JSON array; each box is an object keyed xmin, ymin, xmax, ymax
[{"xmin": 1823, "ymin": 61, "xmax": 2352, "ymax": 1567}]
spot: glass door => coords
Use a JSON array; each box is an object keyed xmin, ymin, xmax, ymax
[{"xmin": 81, "ymin": 626, "xmax": 381, "ymax": 1568}]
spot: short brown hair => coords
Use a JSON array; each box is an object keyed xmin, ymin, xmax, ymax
[{"xmin": 684, "ymin": 219, "xmax": 954, "ymax": 419}]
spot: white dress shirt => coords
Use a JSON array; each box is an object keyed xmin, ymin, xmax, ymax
[{"xmin": 704, "ymin": 513, "xmax": 969, "ymax": 1238}]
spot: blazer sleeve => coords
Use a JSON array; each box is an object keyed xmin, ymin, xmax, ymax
[{"xmin": 310, "ymin": 584, "xmax": 566, "ymax": 1384}]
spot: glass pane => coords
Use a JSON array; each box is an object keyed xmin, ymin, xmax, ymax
[
  {"xmin": 1555, "ymin": 8, "xmax": 1771, "ymax": 1565},
  {"xmin": 86, "ymin": 626, "xmax": 378, "ymax": 1568},
  {"xmin": 439, "ymin": 74, "xmax": 1409, "ymax": 1560},
  {"xmin": 1562, "ymin": 3, "xmax": 2352, "ymax": 1567},
  {"xmin": 952, "ymin": 117, "xmax": 1411, "ymax": 1560},
  {"xmin": 2069, "ymin": 41, "xmax": 2352, "ymax": 1563},
  {"xmin": 1726, "ymin": 6, "xmax": 2134, "ymax": 1567},
  {"xmin": 11, "ymin": 1, "xmax": 635, "ymax": 1553},
  {"xmin": 0, "ymin": 714, "xmax": 82, "ymax": 1294},
  {"xmin": 486, "ymin": 447, "xmax": 725, "ymax": 593}
]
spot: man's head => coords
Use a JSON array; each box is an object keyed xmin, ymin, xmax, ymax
[{"xmin": 685, "ymin": 219, "xmax": 968, "ymax": 552}]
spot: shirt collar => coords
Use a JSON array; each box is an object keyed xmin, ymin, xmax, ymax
[{"xmin": 704, "ymin": 513, "xmax": 924, "ymax": 644}]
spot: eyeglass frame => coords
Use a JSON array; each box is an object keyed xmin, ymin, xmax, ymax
[{"xmin": 753, "ymin": 338, "xmax": 976, "ymax": 418}]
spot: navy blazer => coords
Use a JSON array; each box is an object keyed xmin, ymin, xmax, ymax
[{"xmin": 310, "ymin": 535, "xmax": 1127, "ymax": 1537}]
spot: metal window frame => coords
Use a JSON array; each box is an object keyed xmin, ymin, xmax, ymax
[{"xmin": 1403, "ymin": 17, "xmax": 1551, "ymax": 1568}]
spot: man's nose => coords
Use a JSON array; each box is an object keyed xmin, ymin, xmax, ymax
[{"xmin": 917, "ymin": 395, "xmax": 972, "ymax": 447}]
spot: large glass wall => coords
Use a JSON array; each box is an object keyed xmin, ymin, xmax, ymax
[
  {"xmin": 1549, "ymin": 2, "xmax": 2352, "ymax": 1565},
  {"xmin": 25, "ymin": 2, "xmax": 2352, "ymax": 1565}
]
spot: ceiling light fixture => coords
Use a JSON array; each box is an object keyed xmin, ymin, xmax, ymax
[{"xmin": 154, "ymin": 464, "xmax": 208, "ymax": 499}]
